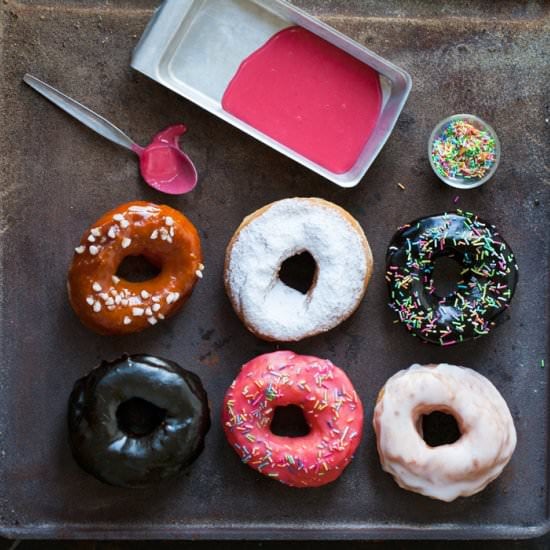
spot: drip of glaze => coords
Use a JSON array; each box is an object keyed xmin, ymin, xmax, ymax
[
  {"xmin": 132, "ymin": 125, "xmax": 198, "ymax": 195},
  {"xmin": 222, "ymin": 26, "xmax": 382, "ymax": 174}
]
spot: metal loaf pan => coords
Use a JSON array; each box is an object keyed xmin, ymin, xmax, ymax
[{"xmin": 131, "ymin": 0, "xmax": 412, "ymax": 187}]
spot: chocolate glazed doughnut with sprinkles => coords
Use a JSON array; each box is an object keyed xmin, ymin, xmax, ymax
[{"xmin": 386, "ymin": 210, "xmax": 518, "ymax": 345}]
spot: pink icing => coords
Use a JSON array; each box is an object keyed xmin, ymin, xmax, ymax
[
  {"xmin": 222, "ymin": 26, "xmax": 382, "ymax": 174},
  {"xmin": 222, "ymin": 351, "xmax": 364, "ymax": 488},
  {"xmin": 132, "ymin": 125, "xmax": 197, "ymax": 195}
]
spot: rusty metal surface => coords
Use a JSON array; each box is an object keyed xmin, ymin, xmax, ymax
[{"xmin": 0, "ymin": 0, "xmax": 549, "ymax": 541}]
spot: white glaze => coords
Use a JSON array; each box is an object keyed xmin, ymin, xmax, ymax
[
  {"xmin": 373, "ymin": 363, "xmax": 516, "ymax": 502},
  {"xmin": 225, "ymin": 198, "xmax": 371, "ymax": 341}
]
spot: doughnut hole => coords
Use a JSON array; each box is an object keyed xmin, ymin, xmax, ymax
[
  {"xmin": 278, "ymin": 251, "xmax": 317, "ymax": 294},
  {"xmin": 431, "ymin": 254, "xmax": 464, "ymax": 297},
  {"xmin": 270, "ymin": 405, "xmax": 310, "ymax": 437},
  {"xmin": 116, "ymin": 255, "xmax": 161, "ymax": 282},
  {"xmin": 417, "ymin": 409, "xmax": 462, "ymax": 447},
  {"xmin": 116, "ymin": 397, "xmax": 167, "ymax": 438}
]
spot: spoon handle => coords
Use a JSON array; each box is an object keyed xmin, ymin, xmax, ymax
[{"xmin": 23, "ymin": 73, "xmax": 140, "ymax": 152}]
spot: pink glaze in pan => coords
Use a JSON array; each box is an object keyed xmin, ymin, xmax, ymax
[{"xmin": 222, "ymin": 27, "xmax": 382, "ymax": 174}]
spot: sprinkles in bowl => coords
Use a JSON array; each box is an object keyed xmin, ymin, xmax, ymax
[{"xmin": 429, "ymin": 114, "xmax": 499, "ymax": 189}]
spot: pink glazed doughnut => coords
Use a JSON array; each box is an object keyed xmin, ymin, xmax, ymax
[{"xmin": 222, "ymin": 351, "xmax": 363, "ymax": 487}]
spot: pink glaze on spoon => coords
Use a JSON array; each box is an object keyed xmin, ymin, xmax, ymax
[{"xmin": 132, "ymin": 125, "xmax": 198, "ymax": 195}]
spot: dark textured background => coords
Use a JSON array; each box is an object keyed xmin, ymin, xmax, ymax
[{"xmin": 1, "ymin": 0, "xmax": 549, "ymax": 546}]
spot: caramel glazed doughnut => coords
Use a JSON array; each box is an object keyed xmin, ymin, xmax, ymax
[
  {"xmin": 225, "ymin": 198, "xmax": 373, "ymax": 341},
  {"xmin": 373, "ymin": 363, "xmax": 516, "ymax": 502},
  {"xmin": 68, "ymin": 201, "xmax": 204, "ymax": 335}
]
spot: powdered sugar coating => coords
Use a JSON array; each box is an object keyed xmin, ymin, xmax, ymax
[
  {"xmin": 225, "ymin": 198, "xmax": 372, "ymax": 341},
  {"xmin": 373, "ymin": 363, "xmax": 517, "ymax": 502}
]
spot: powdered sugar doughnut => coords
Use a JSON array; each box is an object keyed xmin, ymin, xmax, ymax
[
  {"xmin": 224, "ymin": 198, "xmax": 373, "ymax": 341},
  {"xmin": 223, "ymin": 351, "xmax": 363, "ymax": 487},
  {"xmin": 373, "ymin": 363, "xmax": 517, "ymax": 502}
]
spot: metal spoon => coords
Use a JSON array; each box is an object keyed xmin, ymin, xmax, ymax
[{"xmin": 23, "ymin": 73, "xmax": 198, "ymax": 195}]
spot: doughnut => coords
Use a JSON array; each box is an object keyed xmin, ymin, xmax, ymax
[
  {"xmin": 225, "ymin": 198, "xmax": 373, "ymax": 341},
  {"xmin": 68, "ymin": 354, "xmax": 210, "ymax": 488},
  {"xmin": 373, "ymin": 363, "xmax": 516, "ymax": 502},
  {"xmin": 386, "ymin": 210, "xmax": 518, "ymax": 345},
  {"xmin": 222, "ymin": 351, "xmax": 363, "ymax": 487},
  {"xmin": 68, "ymin": 201, "xmax": 203, "ymax": 335}
]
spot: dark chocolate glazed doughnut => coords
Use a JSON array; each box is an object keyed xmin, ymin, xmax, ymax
[
  {"xmin": 68, "ymin": 354, "xmax": 210, "ymax": 488},
  {"xmin": 386, "ymin": 210, "xmax": 518, "ymax": 346}
]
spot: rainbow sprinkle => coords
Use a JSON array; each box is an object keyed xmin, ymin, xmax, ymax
[{"xmin": 431, "ymin": 119, "xmax": 497, "ymax": 181}]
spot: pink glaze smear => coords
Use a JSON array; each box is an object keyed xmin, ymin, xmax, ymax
[
  {"xmin": 132, "ymin": 124, "xmax": 198, "ymax": 195},
  {"xmin": 222, "ymin": 26, "xmax": 382, "ymax": 174}
]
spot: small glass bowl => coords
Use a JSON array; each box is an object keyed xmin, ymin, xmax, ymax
[{"xmin": 428, "ymin": 113, "xmax": 500, "ymax": 189}]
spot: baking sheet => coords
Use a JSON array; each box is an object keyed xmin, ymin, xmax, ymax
[{"xmin": 1, "ymin": 0, "xmax": 549, "ymax": 540}]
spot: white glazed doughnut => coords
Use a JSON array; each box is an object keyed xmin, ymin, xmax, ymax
[
  {"xmin": 373, "ymin": 363, "xmax": 516, "ymax": 502},
  {"xmin": 224, "ymin": 197, "xmax": 373, "ymax": 342}
]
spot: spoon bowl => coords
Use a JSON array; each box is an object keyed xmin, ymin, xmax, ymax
[
  {"xmin": 135, "ymin": 124, "xmax": 198, "ymax": 195},
  {"xmin": 140, "ymin": 146, "xmax": 198, "ymax": 195}
]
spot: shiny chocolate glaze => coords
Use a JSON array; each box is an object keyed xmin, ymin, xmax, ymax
[{"xmin": 68, "ymin": 354, "xmax": 210, "ymax": 488}]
